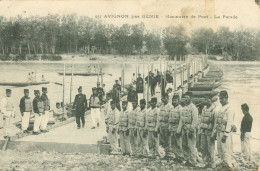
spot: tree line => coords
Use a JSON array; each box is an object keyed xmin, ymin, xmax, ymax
[{"xmin": 0, "ymin": 14, "xmax": 259, "ymax": 61}]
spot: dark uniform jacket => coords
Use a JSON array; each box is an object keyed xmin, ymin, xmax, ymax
[
  {"xmin": 33, "ymin": 97, "xmax": 42, "ymax": 113},
  {"xmin": 41, "ymin": 94, "xmax": 50, "ymax": 110},
  {"xmin": 97, "ymin": 87, "xmax": 104, "ymax": 103},
  {"xmin": 136, "ymin": 77, "xmax": 144, "ymax": 93},
  {"xmin": 73, "ymin": 94, "xmax": 88, "ymax": 113},
  {"xmin": 241, "ymin": 113, "xmax": 253, "ymax": 133},
  {"xmin": 127, "ymin": 90, "xmax": 138, "ymax": 102},
  {"xmin": 19, "ymin": 96, "xmax": 31, "ymax": 113}
]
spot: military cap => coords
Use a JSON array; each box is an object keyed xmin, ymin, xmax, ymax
[
  {"xmin": 42, "ymin": 87, "xmax": 47, "ymax": 91},
  {"xmin": 78, "ymin": 86, "xmax": 82, "ymax": 90},
  {"xmin": 219, "ymin": 90, "xmax": 228, "ymax": 98},
  {"xmin": 140, "ymin": 99, "xmax": 146, "ymax": 104},
  {"xmin": 97, "ymin": 82, "xmax": 100, "ymax": 85},
  {"xmin": 92, "ymin": 87, "xmax": 97, "ymax": 90},
  {"xmin": 34, "ymin": 90, "xmax": 40, "ymax": 94},
  {"xmin": 6, "ymin": 89, "xmax": 11, "ymax": 93},
  {"xmin": 172, "ymin": 94, "xmax": 180, "ymax": 100},
  {"xmin": 115, "ymin": 80, "xmax": 118, "ymax": 82},
  {"xmin": 24, "ymin": 89, "xmax": 29, "ymax": 93},
  {"xmin": 110, "ymin": 100, "xmax": 116, "ymax": 105},
  {"xmin": 151, "ymin": 97, "xmax": 157, "ymax": 103},
  {"xmin": 56, "ymin": 102, "xmax": 60, "ymax": 105}
]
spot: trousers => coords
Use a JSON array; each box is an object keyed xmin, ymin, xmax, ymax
[
  {"xmin": 91, "ymin": 108, "xmax": 100, "ymax": 127},
  {"xmin": 34, "ymin": 114, "xmax": 42, "ymax": 132},
  {"xmin": 241, "ymin": 132, "xmax": 251, "ymax": 161},
  {"xmin": 3, "ymin": 116, "xmax": 11, "ymax": 136},
  {"xmin": 148, "ymin": 131, "xmax": 162, "ymax": 157},
  {"xmin": 136, "ymin": 129, "xmax": 149, "ymax": 155},
  {"xmin": 129, "ymin": 128, "xmax": 137, "ymax": 154},
  {"xmin": 76, "ymin": 110, "xmax": 85, "ymax": 127},
  {"xmin": 217, "ymin": 132, "xmax": 233, "ymax": 167},
  {"xmin": 119, "ymin": 131, "xmax": 132, "ymax": 154},
  {"xmin": 200, "ymin": 133, "xmax": 215, "ymax": 166},
  {"xmin": 40, "ymin": 110, "xmax": 49, "ymax": 130},
  {"xmin": 22, "ymin": 112, "xmax": 31, "ymax": 131},
  {"xmin": 107, "ymin": 128, "xmax": 119, "ymax": 152},
  {"xmin": 169, "ymin": 131, "xmax": 183, "ymax": 158},
  {"xmin": 0, "ymin": 113, "xmax": 3, "ymax": 128},
  {"xmin": 182, "ymin": 128, "xmax": 198, "ymax": 164},
  {"xmin": 159, "ymin": 127, "xmax": 170, "ymax": 150}
]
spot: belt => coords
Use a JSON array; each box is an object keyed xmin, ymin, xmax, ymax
[{"xmin": 91, "ymin": 106, "xmax": 100, "ymax": 108}]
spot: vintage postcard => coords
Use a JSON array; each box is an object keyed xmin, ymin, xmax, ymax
[{"xmin": 0, "ymin": 0, "xmax": 259, "ymax": 170}]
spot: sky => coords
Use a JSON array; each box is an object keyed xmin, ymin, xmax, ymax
[{"xmin": 0, "ymin": 0, "xmax": 259, "ymax": 32}]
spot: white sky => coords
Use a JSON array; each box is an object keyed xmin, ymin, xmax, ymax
[{"xmin": 0, "ymin": 0, "xmax": 259, "ymax": 32}]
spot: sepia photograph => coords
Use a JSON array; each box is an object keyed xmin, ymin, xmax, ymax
[{"xmin": 0, "ymin": 0, "xmax": 260, "ymax": 170}]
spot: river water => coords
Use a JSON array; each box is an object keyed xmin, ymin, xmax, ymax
[{"xmin": 0, "ymin": 59, "xmax": 259, "ymax": 151}]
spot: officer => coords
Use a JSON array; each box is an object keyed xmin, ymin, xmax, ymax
[
  {"xmin": 215, "ymin": 90, "xmax": 234, "ymax": 169},
  {"xmin": 199, "ymin": 95, "xmax": 216, "ymax": 168},
  {"xmin": 40, "ymin": 87, "xmax": 50, "ymax": 133},
  {"xmin": 180, "ymin": 92, "xmax": 200, "ymax": 166},
  {"xmin": 158, "ymin": 94, "xmax": 171, "ymax": 153},
  {"xmin": 96, "ymin": 82, "xmax": 105, "ymax": 105},
  {"xmin": 168, "ymin": 94, "xmax": 184, "ymax": 162},
  {"xmin": 89, "ymin": 87, "xmax": 101, "ymax": 129},
  {"xmin": 1, "ymin": 89, "xmax": 15, "ymax": 139},
  {"xmin": 118, "ymin": 98, "xmax": 132, "ymax": 155},
  {"xmin": 105, "ymin": 100, "xmax": 120, "ymax": 154},
  {"xmin": 19, "ymin": 89, "xmax": 32, "ymax": 133},
  {"xmin": 136, "ymin": 99, "xmax": 149, "ymax": 156},
  {"xmin": 136, "ymin": 73, "xmax": 144, "ymax": 105},
  {"xmin": 73, "ymin": 86, "xmax": 88, "ymax": 129},
  {"xmin": 128, "ymin": 99, "xmax": 138, "ymax": 155},
  {"xmin": 32, "ymin": 90, "xmax": 44, "ymax": 135},
  {"xmin": 147, "ymin": 97, "xmax": 164, "ymax": 158}
]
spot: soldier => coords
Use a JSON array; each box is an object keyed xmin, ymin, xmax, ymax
[
  {"xmin": 32, "ymin": 90, "xmax": 44, "ymax": 135},
  {"xmin": 105, "ymin": 100, "xmax": 120, "ymax": 154},
  {"xmin": 136, "ymin": 73, "xmax": 144, "ymax": 105},
  {"xmin": 181, "ymin": 92, "xmax": 200, "ymax": 166},
  {"xmin": 147, "ymin": 97, "xmax": 164, "ymax": 158},
  {"xmin": 168, "ymin": 94, "xmax": 184, "ymax": 162},
  {"xmin": 158, "ymin": 95, "xmax": 171, "ymax": 153},
  {"xmin": 215, "ymin": 90, "xmax": 234, "ymax": 169},
  {"xmin": 1, "ymin": 89, "xmax": 15, "ymax": 138},
  {"xmin": 19, "ymin": 89, "xmax": 32, "ymax": 133},
  {"xmin": 73, "ymin": 86, "xmax": 88, "ymax": 129},
  {"xmin": 128, "ymin": 99, "xmax": 138, "ymax": 155},
  {"xmin": 40, "ymin": 87, "xmax": 50, "ymax": 133},
  {"xmin": 89, "ymin": 87, "xmax": 101, "ymax": 129},
  {"xmin": 96, "ymin": 82, "xmax": 105, "ymax": 105},
  {"xmin": 136, "ymin": 99, "xmax": 149, "ymax": 156},
  {"xmin": 199, "ymin": 95, "xmax": 216, "ymax": 168},
  {"xmin": 118, "ymin": 98, "xmax": 132, "ymax": 155}
]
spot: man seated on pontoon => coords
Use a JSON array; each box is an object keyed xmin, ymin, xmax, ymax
[{"xmin": 53, "ymin": 102, "xmax": 63, "ymax": 121}]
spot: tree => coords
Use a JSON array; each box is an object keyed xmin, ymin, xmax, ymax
[{"xmin": 144, "ymin": 31, "xmax": 161, "ymax": 54}]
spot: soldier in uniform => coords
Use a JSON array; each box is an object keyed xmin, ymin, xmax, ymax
[
  {"xmin": 19, "ymin": 89, "xmax": 32, "ymax": 133},
  {"xmin": 73, "ymin": 86, "xmax": 88, "ymax": 129},
  {"xmin": 214, "ymin": 90, "xmax": 234, "ymax": 169},
  {"xmin": 33, "ymin": 90, "xmax": 44, "ymax": 135},
  {"xmin": 147, "ymin": 97, "xmax": 164, "ymax": 158},
  {"xmin": 158, "ymin": 95, "xmax": 171, "ymax": 154},
  {"xmin": 89, "ymin": 87, "xmax": 101, "ymax": 129},
  {"xmin": 180, "ymin": 92, "xmax": 200, "ymax": 166},
  {"xmin": 199, "ymin": 95, "xmax": 217, "ymax": 168},
  {"xmin": 40, "ymin": 87, "xmax": 50, "ymax": 133},
  {"xmin": 136, "ymin": 99, "xmax": 149, "ymax": 156},
  {"xmin": 96, "ymin": 82, "xmax": 105, "ymax": 105},
  {"xmin": 1, "ymin": 89, "xmax": 15, "ymax": 138},
  {"xmin": 136, "ymin": 73, "xmax": 144, "ymax": 105},
  {"xmin": 105, "ymin": 100, "xmax": 120, "ymax": 154},
  {"xmin": 118, "ymin": 98, "xmax": 132, "ymax": 155},
  {"xmin": 168, "ymin": 94, "xmax": 184, "ymax": 161},
  {"xmin": 128, "ymin": 99, "xmax": 138, "ymax": 155}
]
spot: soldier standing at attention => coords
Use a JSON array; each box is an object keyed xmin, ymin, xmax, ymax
[
  {"xmin": 128, "ymin": 99, "xmax": 138, "ymax": 155},
  {"xmin": 1, "ymin": 89, "xmax": 15, "ymax": 139},
  {"xmin": 240, "ymin": 103, "xmax": 253, "ymax": 162},
  {"xmin": 19, "ymin": 89, "xmax": 32, "ymax": 133},
  {"xmin": 96, "ymin": 82, "xmax": 105, "ymax": 105},
  {"xmin": 199, "ymin": 95, "xmax": 216, "ymax": 168},
  {"xmin": 181, "ymin": 92, "xmax": 200, "ymax": 166},
  {"xmin": 118, "ymin": 98, "xmax": 132, "ymax": 155},
  {"xmin": 89, "ymin": 87, "xmax": 101, "ymax": 129},
  {"xmin": 40, "ymin": 87, "xmax": 50, "ymax": 133},
  {"xmin": 136, "ymin": 73, "xmax": 144, "ymax": 105},
  {"xmin": 215, "ymin": 90, "xmax": 234, "ymax": 169},
  {"xmin": 168, "ymin": 94, "xmax": 184, "ymax": 162},
  {"xmin": 73, "ymin": 86, "xmax": 88, "ymax": 129},
  {"xmin": 136, "ymin": 99, "xmax": 149, "ymax": 156},
  {"xmin": 147, "ymin": 97, "xmax": 163, "ymax": 158},
  {"xmin": 33, "ymin": 90, "xmax": 44, "ymax": 135},
  {"xmin": 158, "ymin": 95, "xmax": 171, "ymax": 154},
  {"xmin": 105, "ymin": 100, "xmax": 120, "ymax": 154}
]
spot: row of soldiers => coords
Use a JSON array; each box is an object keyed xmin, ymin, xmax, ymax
[
  {"xmin": 0, "ymin": 88, "xmax": 50, "ymax": 138},
  {"xmin": 105, "ymin": 90, "xmax": 235, "ymax": 169}
]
